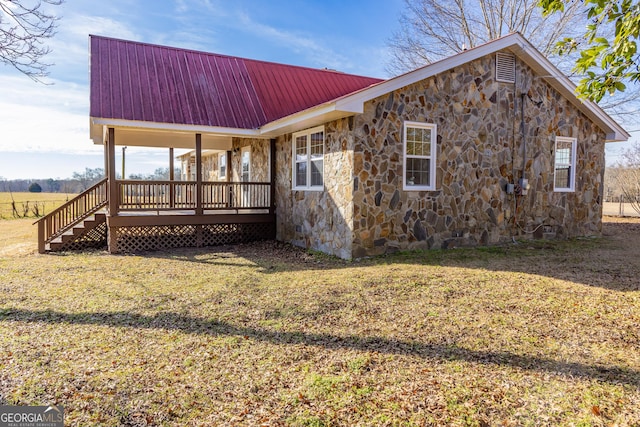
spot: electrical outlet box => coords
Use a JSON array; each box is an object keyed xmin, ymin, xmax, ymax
[
  {"xmin": 518, "ymin": 178, "xmax": 530, "ymax": 196},
  {"xmin": 506, "ymin": 183, "xmax": 515, "ymax": 194}
]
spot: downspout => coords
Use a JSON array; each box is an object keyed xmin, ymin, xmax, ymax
[
  {"xmin": 520, "ymin": 92, "xmax": 527, "ymax": 180},
  {"xmin": 520, "ymin": 92, "xmax": 526, "ymax": 184},
  {"xmin": 518, "ymin": 92, "xmax": 530, "ymax": 196}
]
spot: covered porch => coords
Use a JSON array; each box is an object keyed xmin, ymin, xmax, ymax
[{"xmin": 37, "ymin": 126, "xmax": 276, "ymax": 254}]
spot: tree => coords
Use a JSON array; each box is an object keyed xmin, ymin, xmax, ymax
[
  {"xmin": 539, "ymin": 0, "xmax": 640, "ymax": 102},
  {"xmin": 0, "ymin": 0, "xmax": 64, "ymax": 81},
  {"xmin": 613, "ymin": 142, "xmax": 640, "ymax": 215},
  {"xmin": 72, "ymin": 167, "xmax": 104, "ymax": 190},
  {"xmin": 128, "ymin": 168, "xmax": 181, "ymax": 180},
  {"xmin": 45, "ymin": 177, "xmax": 60, "ymax": 192},
  {"xmin": 28, "ymin": 182, "xmax": 42, "ymax": 192},
  {"xmin": 387, "ymin": 0, "xmax": 584, "ymax": 74}
]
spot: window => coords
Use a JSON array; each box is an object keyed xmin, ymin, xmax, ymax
[
  {"xmin": 403, "ymin": 121, "xmax": 437, "ymax": 191},
  {"xmin": 554, "ymin": 136, "xmax": 577, "ymax": 192},
  {"xmin": 292, "ymin": 126, "xmax": 324, "ymax": 190},
  {"xmin": 241, "ymin": 146, "xmax": 250, "ymax": 182},
  {"xmin": 218, "ymin": 152, "xmax": 227, "ymax": 179}
]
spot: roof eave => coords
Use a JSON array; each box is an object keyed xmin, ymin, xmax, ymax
[
  {"xmin": 89, "ymin": 117, "xmax": 263, "ymax": 149},
  {"xmin": 91, "ymin": 117, "xmax": 262, "ymax": 139},
  {"xmin": 507, "ymin": 41, "xmax": 629, "ymax": 142},
  {"xmin": 331, "ymin": 33, "xmax": 628, "ymax": 143},
  {"xmin": 258, "ymin": 102, "xmax": 363, "ymax": 137}
]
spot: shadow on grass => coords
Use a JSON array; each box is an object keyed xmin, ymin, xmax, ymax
[
  {"xmin": 42, "ymin": 222, "xmax": 639, "ymax": 292},
  {"xmin": 143, "ymin": 228, "xmax": 639, "ymax": 292},
  {"xmin": 2, "ymin": 308, "xmax": 638, "ymax": 388}
]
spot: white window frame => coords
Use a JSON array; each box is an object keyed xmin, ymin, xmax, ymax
[
  {"xmin": 553, "ymin": 136, "xmax": 577, "ymax": 192},
  {"xmin": 403, "ymin": 121, "xmax": 437, "ymax": 191},
  {"xmin": 292, "ymin": 125, "xmax": 324, "ymax": 191},
  {"xmin": 241, "ymin": 146, "xmax": 251, "ymax": 182},
  {"xmin": 218, "ymin": 152, "xmax": 227, "ymax": 179}
]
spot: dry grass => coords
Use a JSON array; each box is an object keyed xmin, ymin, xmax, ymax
[
  {"xmin": 0, "ymin": 192, "xmax": 74, "ymax": 219},
  {"xmin": 0, "ymin": 217, "xmax": 639, "ymax": 426}
]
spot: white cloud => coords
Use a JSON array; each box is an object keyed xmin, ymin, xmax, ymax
[
  {"xmin": 46, "ymin": 14, "xmax": 140, "ymax": 79},
  {"xmin": 64, "ymin": 14, "xmax": 139, "ymax": 40},
  {"xmin": 0, "ymin": 75, "xmax": 94, "ymax": 154},
  {"xmin": 236, "ymin": 11, "xmax": 351, "ymax": 71},
  {"xmin": 174, "ymin": 0, "xmax": 189, "ymax": 13}
]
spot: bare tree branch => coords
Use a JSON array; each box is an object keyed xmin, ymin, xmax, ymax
[
  {"xmin": 386, "ymin": 0, "xmax": 640, "ymax": 125},
  {"xmin": 0, "ymin": 0, "xmax": 64, "ymax": 82},
  {"xmin": 612, "ymin": 143, "xmax": 640, "ymax": 215},
  {"xmin": 387, "ymin": 0, "xmax": 584, "ymax": 75}
]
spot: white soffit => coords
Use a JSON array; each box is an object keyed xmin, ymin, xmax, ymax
[
  {"xmin": 91, "ymin": 122, "xmax": 233, "ymax": 150},
  {"xmin": 90, "ymin": 118, "xmax": 261, "ymax": 147}
]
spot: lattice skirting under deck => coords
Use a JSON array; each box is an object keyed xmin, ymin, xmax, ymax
[
  {"xmin": 56, "ymin": 222, "xmax": 108, "ymax": 251},
  {"xmin": 112, "ymin": 222, "xmax": 276, "ymax": 253}
]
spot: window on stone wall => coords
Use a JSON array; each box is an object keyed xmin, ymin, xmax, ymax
[
  {"xmin": 218, "ymin": 152, "xmax": 226, "ymax": 179},
  {"xmin": 554, "ymin": 136, "xmax": 577, "ymax": 192},
  {"xmin": 292, "ymin": 126, "xmax": 324, "ymax": 190},
  {"xmin": 403, "ymin": 121, "xmax": 437, "ymax": 191},
  {"xmin": 241, "ymin": 146, "xmax": 251, "ymax": 182}
]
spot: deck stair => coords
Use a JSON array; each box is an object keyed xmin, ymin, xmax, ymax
[
  {"xmin": 35, "ymin": 178, "xmax": 109, "ymax": 253},
  {"xmin": 47, "ymin": 212, "xmax": 107, "ymax": 252}
]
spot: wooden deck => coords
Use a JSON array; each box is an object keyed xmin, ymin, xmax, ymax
[
  {"xmin": 117, "ymin": 180, "xmax": 272, "ymax": 212},
  {"xmin": 36, "ymin": 179, "xmax": 276, "ymax": 253}
]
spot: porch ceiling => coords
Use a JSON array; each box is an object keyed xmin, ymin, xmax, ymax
[{"xmin": 91, "ymin": 121, "xmax": 243, "ymax": 149}]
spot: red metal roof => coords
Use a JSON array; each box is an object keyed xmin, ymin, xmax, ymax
[{"xmin": 90, "ymin": 35, "xmax": 383, "ymax": 129}]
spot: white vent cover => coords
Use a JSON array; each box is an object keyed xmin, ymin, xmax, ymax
[{"xmin": 495, "ymin": 53, "xmax": 515, "ymax": 83}]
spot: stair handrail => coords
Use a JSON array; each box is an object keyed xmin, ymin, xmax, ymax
[{"xmin": 35, "ymin": 178, "xmax": 109, "ymax": 252}]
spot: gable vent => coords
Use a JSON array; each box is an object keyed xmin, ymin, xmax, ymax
[{"xmin": 495, "ymin": 53, "xmax": 515, "ymax": 83}]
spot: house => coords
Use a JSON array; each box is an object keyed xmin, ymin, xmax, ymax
[
  {"xmin": 36, "ymin": 33, "xmax": 628, "ymax": 258},
  {"xmin": 177, "ymin": 150, "xmax": 227, "ymax": 182}
]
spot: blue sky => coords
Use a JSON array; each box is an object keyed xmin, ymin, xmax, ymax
[
  {"xmin": 0, "ymin": 0, "xmax": 403, "ymax": 180},
  {"xmin": 0, "ymin": 0, "xmax": 635, "ymax": 180}
]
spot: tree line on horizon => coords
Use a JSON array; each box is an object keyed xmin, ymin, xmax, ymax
[{"xmin": 0, "ymin": 167, "xmax": 181, "ymax": 194}]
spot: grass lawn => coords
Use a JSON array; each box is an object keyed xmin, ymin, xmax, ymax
[
  {"xmin": 0, "ymin": 192, "xmax": 74, "ymax": 220},
  {"xmin": 0, "ymin": 218, "xmax": 639, "ymax": 426}
]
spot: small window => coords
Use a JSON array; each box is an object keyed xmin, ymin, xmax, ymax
[
  {"xmin": 241, "ymin": 147, "xmax": 251, "ymax": 182},
  {"xmin": 554, "ymin": 136, "xmax": 577, "ymax": 192},
  {"xmin": 496, "ymin": 52, "xmax": 516, "ymax": 83},
  {"xmin": 218, "ymin": 152, "xmax": 227, "ymax": 179},
  {"xmin": 403, "ymin": 121, "xmax": 437, "ymax": 191},
  {"xmin": 292, "ymin": 126, "xmax": 324, "ymax": 190}
]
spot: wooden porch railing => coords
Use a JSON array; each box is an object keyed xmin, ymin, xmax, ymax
[
  {"xmin": 202, "ymin": 182, "xmax": 271, "ymax": 209},
  {"xmin": 117, "ymin": 180, "xmax": 271, "ymax": 211},
  {"xmin": 118, "ymin": 180, "xmax": 196, "ymax": 209},
  {"xmin": 35, "ymin": 178, "xmax": 108, "ymax": 253}
]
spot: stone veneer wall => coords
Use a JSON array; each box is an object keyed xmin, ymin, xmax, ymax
[
  {"xmin": 179, "ymin": 152, "xmax": 225, "ymax": 182},
  {"xmin": 231, "ymin": 138, "xmax": 270, "ymax": 182},
  {"xmin": 351, "ymin": 54, "xmax": 606, "ymax": 257},
  {"xmin": 203, "ymin": 154, "xmax": 218, "ymax": 181},
  {"xmin": 274, "ymin": 118, "xmax": 354, "ymax": 259}
]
